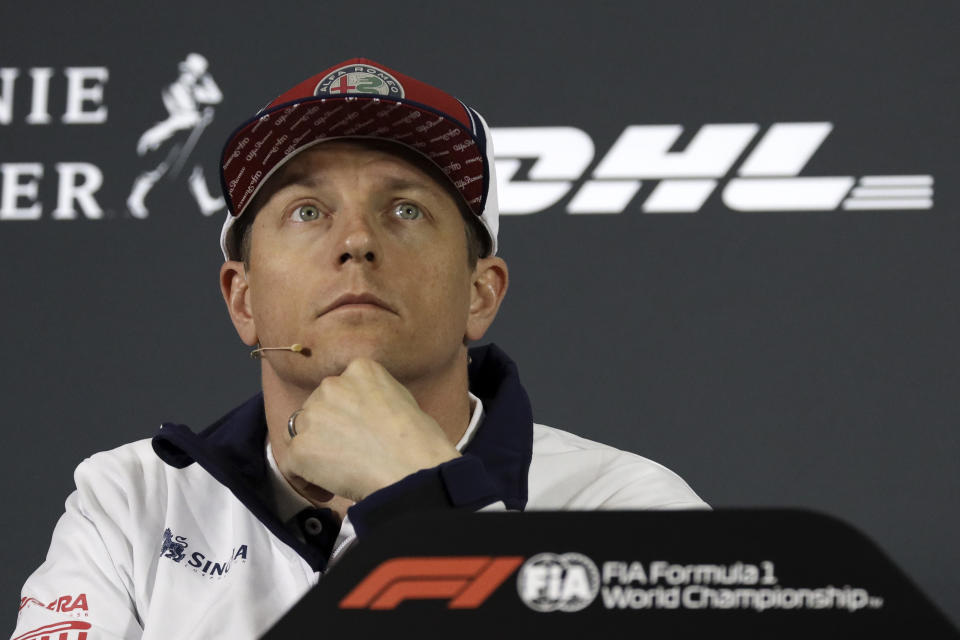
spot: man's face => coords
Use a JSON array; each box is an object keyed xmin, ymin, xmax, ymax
[{"xmin": 235, "ymin": 140, "xmax": 481, "ymax": 389}]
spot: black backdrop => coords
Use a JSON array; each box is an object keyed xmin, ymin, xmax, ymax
[{"xmin": 2, "ymin": 0, "xmax": 957, "ymax": 629}]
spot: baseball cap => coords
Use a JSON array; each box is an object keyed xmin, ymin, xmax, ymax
[{"xmin": 219, "ymin": 57, "xmax": 499, "ymax": 260}]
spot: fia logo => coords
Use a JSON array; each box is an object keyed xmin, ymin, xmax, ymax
[
  {"xmin": 516, "ymin": 552, "xmax": 600, "ymax": 612},
  {"xmin": 127, "ymin": 53, "xmax": 224, "ymax": 218}
]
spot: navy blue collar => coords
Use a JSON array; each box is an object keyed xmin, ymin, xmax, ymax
[
  {"xmin": 151, "ymin": 343, "xmax": 533, "ymax": 566},
  {"xmin": 463, "ymin": 343, "xmax": 533, "ymax": 510}
]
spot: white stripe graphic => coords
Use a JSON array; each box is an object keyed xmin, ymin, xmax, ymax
[
  {"xmin": 842, "ymin": 199, "xmax": 933, "ymax": 210},
  {"xmin": 858, "ymin": 175, "xmax": 933, "ymax": 187},
  {"xmin": 850, "ymin": 187, "xmax": 934, "ymax": 198}
]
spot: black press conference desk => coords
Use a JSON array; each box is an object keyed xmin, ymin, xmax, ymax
[{"xmin": 264, "ymin": 509, "xmax": 958, "ymax": 639}]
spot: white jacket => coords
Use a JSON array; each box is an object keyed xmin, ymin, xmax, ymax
[{"xmin": 12, "ymin": 345, "xmax": 705, "ymax": 640}]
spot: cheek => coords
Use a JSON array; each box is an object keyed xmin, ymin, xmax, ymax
[
  {"xmin": 412, "ymin": 258, "xmax": 473, "ymax": 333},
  {"xmin": 247, "ymin": 262, "xmax": 305, "ymax": 336}
]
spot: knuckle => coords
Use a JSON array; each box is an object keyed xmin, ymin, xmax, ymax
[
  {"xmin": 319, "ymin": 375, "xmax": 340, "ymax": 392},
  {"xmin": 345, "ymin": 358, "xmax": 369, "ymax": 374},
  {"xmin": 353, "ymin": 357, "xmax": 379, "ymax": 372}
]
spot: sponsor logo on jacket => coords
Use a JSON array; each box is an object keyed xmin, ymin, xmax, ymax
[
  {"xmin": 18, "ymin": 593, "xmax": 88, "ymax": 616},
  {"xmin": 12, "ymin": 621, "xmax": 91, "ymax": 640},
  {"xmin": 160, "ymin": 527, "xmax": 249, "ymax": 579}
]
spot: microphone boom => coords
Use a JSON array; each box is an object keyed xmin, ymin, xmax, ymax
[{"xmin": 250, "ymin": 344, "xmax": 304, "ymax": 359}]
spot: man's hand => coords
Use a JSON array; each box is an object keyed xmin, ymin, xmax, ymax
[{"xmin": 279, "ymin": 358, "xmax": 461, "ymax": 503}]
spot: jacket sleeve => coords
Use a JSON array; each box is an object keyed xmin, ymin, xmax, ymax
[
  {"xmin": 346, "ymin": 454, "xmax": 505, "ymax": 538},
  {"xmin": 11, "ymin": 459, "xmax": 144, "ymax": 640}
]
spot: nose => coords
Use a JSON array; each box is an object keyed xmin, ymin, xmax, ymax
[
  {"xmin": 336, "ymin": 211, "xmax": 380, "ymax": 266},
  {"xmin": 340, "ymin": 247, "xmax": 376, "ymax": 264}
]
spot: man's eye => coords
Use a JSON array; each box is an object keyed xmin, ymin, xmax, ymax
[
  {"xmin": 292, "ymin": 204, "xmax": 320, "ymax": 221},
  {"xmin": 393, "ymin": 203, "xmax": 422, "ymax": 220}
]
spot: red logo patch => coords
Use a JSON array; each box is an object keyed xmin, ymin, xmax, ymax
[
  {"xmin": 18, "ymin": 593, "xmax": 88, "ymax": 614},
  {"xmin": 12, "ymin": 620, "xmax": 92, "ymax": 640}
]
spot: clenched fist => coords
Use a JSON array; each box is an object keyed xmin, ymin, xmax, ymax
[{"xmin": 279, "ymin": 358, "xmax": 461, "ymax": 503}]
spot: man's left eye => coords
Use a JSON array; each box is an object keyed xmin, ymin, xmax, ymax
[
  {"xmin": 393, "ymin": 203, "xmax": 422, "ymax": 220},
  {"xmin": 291, "ymin": 204, "xmax": 320, "ymax": 221}
]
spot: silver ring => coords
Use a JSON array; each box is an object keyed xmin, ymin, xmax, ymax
[{"xmin": 288, "ymin": 408, "xmax": 304, "ymax": 439}]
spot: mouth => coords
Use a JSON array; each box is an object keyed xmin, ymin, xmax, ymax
[{"xmin": 319, "ymin": 292, "xmax": 396, "ymax": 316}]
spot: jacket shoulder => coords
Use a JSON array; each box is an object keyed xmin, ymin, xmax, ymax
[
  {"xmin": 76, "ymin": 438, "xmax": 166, "ymax": 481},
  {"xmin": 528, "ymin": 423, "xmax": 708, "ymax": 510},
  {"xmin": 72, "ymin": 438, "xmax": 177, "ymax": 507}
]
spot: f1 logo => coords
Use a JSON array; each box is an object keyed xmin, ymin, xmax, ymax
[{"xmin": 340, "ymin": 556, "xmax": 524, "ymax": 610}]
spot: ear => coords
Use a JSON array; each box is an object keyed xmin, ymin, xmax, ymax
[
  {"xmin": 219, "ymin": 261, "xmax": 258, "ymax": 347},
  {"xmin": 465, "ymin": 256, "xmax": 509, "ymax": 342}
]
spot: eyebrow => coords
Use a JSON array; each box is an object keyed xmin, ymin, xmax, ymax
[
  {"xmin": 378, "ymin": 176, "xmax": 435, "ymax": 193},
  {"xmin": 276, "ymin": 173, "xmax": 323, "ymax": 191}
]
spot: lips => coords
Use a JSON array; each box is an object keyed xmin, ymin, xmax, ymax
[{"xmin": 319, "ymin": 292, "xmax": 396, "ymax": 316}]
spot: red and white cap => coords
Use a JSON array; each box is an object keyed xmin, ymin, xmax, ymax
[{"xmin": 219, "ymin": 57, "xmax": 499, "ymax": 260}]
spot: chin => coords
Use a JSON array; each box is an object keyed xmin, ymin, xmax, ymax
[{"xmin": 311, "ymin": 340, "xmax": 394, "ymax": 373}]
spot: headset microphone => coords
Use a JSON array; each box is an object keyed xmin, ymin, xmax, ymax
[{"xmin": 249, "ymin": 344, "xmax": 305, "ymax": 359}]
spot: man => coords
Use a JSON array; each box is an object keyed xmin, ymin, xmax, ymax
[{"xmin": 13, "ymin": 58, "xmax": 705, "ymax": 640}]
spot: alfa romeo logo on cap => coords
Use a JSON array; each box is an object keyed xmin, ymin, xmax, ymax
[{"xmin": 314, "ymin": 64, "xmax": 404, "ymax": 98}]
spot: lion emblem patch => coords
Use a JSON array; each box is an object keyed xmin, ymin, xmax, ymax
[{"xmin": 160, "ymin": 528, "xmax": 189, "ymax": 563}]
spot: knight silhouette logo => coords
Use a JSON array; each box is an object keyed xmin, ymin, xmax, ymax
[
  {"xmin": 0, "ymin": 55, "xmax": 935, "ymax": 220},
  {"xmin": 127, "ymin": 52, "xmax": 224, "ymax": 217}
]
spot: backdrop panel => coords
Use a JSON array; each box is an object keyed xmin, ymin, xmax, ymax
[{"xmin": 1, "ymin": 0, "xmax": 957, "ymax": 629}]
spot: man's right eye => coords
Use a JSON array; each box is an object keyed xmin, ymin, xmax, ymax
[{"xmin": 291, "ymin": 204, "xmax": 320, "ymax": 222}]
